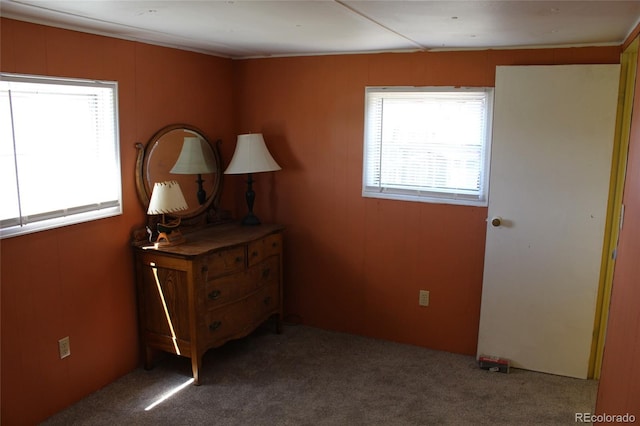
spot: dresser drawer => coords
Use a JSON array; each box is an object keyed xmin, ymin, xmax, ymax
[
  {"xmin": 204, "ymin": 246, "xmax": 245, "ymax": 277},
  {"xmin": 247, "ymin": 233, "xmax": 282, "ymax": 266},
  {"xmin": 205, "ymin": 256, "xmax": 279, "ymax": 310},
  {"xmin": 204, "ymin": 271, "xmax": 252, "ymax": 309},
  {"xmin": 249, "ymin": 256, "xmax": 279, "ymax": 290},
  {"xmin": 256, "ymin": 281, "xmax": 279, "ymax": 317},
  {"xmin": 203, "ymin": 283, "xmax": 279, "ymax": 345}
]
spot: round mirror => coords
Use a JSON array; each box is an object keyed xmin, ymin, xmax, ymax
[{"xmin": 135, "ymin": 124, "xmax": 222, "ymax": 220}]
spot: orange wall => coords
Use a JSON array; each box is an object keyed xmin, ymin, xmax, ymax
[
  {"xmin": 596, "ymin": 41, "xmax": 640, "ymax": 417},
  {"xmin": 0, "ymin": 16, "xmax": 628, "ymax": 425},
  {"xmin": 234, "ymin": 46, "xmax": 621, "ymax": 354},
  {"xmin": 0, "ymin": 18, "xmax": 235, "ymax": 425}
]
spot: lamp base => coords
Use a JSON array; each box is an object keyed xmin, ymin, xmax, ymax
[
  {"xmin": 153, "ymin": 218, "xmax": 186, "ymax": 246},
  {"xmin": 154, "ymin": 229, "xmax": 186, "ymax": 247},
  {"xmin": 241, "ymin": 212, "xmax": 261, "ymax": 226},
  {"xmin": 241, "ymin": 173, "xmax": 261, "ymax": 226}
]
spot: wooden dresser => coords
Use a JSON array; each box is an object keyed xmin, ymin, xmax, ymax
[{"xmin": 133, "ymin": 222, "xmax": 284, "ymax": 384}]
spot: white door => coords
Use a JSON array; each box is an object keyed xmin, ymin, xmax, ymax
[{"xmin": 477, "ymin": 65, "xmax": 620, "ymax": 379}]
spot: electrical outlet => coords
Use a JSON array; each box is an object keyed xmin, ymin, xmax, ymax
[
  {"xmin": 419, "ymin": 290, "xmax": 429, "ymax": 307},
  {"xmin": 58, "ymin": 336, "xmax": 71, "ymax": 359}
]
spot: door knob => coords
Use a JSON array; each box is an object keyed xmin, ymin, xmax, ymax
[{"xmin": 491, "ymin": 216, "xmax": 502, "ymax": 227}]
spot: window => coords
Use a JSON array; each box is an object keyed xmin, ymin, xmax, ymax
[
  {"xmin": 0, "ymin": 73, "xmax": 121, "ymax": 238},
  {"xmin": 363, "ymin": 86, "xmax": 493, "ymax": 206}
]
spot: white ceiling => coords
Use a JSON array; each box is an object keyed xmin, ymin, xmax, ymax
[{"xmin": 2, "ymin": 0, "xmax": 640, "ymax": 59}]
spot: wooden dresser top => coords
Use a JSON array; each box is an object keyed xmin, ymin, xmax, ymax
[{"xmin": 134, "ymin": 222, "xmax": 284, "ymax": 257}]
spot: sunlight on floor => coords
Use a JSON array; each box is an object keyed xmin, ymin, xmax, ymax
[{"xmin": 144, "ymin": 378, "xmax": 195, "ymax": 411}]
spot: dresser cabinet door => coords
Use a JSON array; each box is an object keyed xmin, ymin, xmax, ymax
[{"xmin": 137, "ymin": 259, "xmax": 192, "ymax": 355}]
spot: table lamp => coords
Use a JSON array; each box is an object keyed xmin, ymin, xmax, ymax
[
  {"xmin": 147, "ymin": 180, "xmax": 189, "ymax": 246},
  {"xmin": 224, "ymin": 133, "xmax": 281, "ymax": 225}
]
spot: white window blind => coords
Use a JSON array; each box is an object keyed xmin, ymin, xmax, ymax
[
  {"xmin": 363, "ymin": 87, "xmax": 493, "ymax": 206},
  {"xmin": 0, "ymin": 73, "xmax": 122, "ymax": 238}
]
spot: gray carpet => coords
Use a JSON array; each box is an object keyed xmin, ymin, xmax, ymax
[{"xmin": 42, "ymin": 325, "xmax": 597, "ymax": 425}]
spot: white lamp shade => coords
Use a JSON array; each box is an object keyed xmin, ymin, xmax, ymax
[
  {"xmin": 224, "ymin": 133, "xmax": 281, "ymax": 174},
  {"xmin": 170, "ymin": 137, "xmax": 217, "ymax": 174},
  {"xmin": 147, "ymin": 181, "xmax": 189, "ymax": 215}
]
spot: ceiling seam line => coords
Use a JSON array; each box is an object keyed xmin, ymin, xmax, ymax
[{"xmin": 333, "ymin": 0, "xmax": 427, "ymax": 51}]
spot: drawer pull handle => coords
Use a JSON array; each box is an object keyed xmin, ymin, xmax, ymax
[
  {"xmin": 263, "ymin": 296, "xmax": 272, "ymax": 306},
  {"xmin": 209, "ymin": 321, "xmax": 222, "ymax": 331},
  {"xmin": 235, "ymin": 256, "xmax": 242, "ymax": 263},
  {"xmin": 262, "ymin": 268, "xmax": 271, "ymax": 279},
  {"xmin": 272, "ymin": 242, "xmax": 278, "ymax": 248},
  {"xmin": 208, "ymin": 290, "xmax": 221, "ymax": 300},
  {"xmin": 251, "ymin": 251, "xmax": 258, "ymax": 257}
]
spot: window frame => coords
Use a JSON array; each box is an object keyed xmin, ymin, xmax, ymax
[
  {"xmin": 362, "ymin": 86, "xmax": 494, "ymax": 207},
  {"xmin": 0, "ymin": 73, "xmax": 122, "ymax": 239}
]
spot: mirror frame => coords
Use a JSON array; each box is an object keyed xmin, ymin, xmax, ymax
[{"xmin": 135, "ymin": 124, "xmax": 223, "ymax": 226}]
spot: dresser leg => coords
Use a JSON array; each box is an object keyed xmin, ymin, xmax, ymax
[
  {"xmin": 191, "ymin": 356, "xmax": 201, "ymax": 385},
  {"xmin": 144, "ymin": 346, "xmax": 155, "ymax": 370},
  {"xmin": 275, "ymin": 314, "xmax": 283, "ymax": 334}
]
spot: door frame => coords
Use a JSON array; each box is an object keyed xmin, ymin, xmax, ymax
[{"xmin": 590, "ymin": 37, "xmax": 638, "ymax": 379}]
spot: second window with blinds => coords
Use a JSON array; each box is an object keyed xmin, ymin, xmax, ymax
[{"xmin": 363, "ymin": 87, "xmax": 494, "ymax": 206}]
